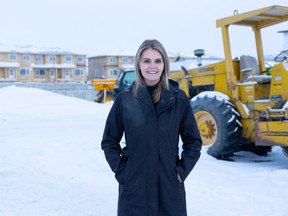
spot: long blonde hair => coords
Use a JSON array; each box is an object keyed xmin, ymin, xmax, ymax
[{"xmin": 134, "ymin": 39, "xmax": 170, "ymax": 102}]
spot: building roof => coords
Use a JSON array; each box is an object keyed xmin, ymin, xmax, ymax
[
  {"xmin": 90, "ymin": 49, "xmax": 136, "ymax": 58},
  {"xmin": 0, "ymin": 44, "xmax": 85, "ymax": 55},
  {"xmin": 89, "ymin": 49, "xmax": 223, "ymax": 60}
]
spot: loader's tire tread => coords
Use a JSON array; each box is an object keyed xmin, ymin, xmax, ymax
[{"xmin": 240, "ymin": 145, "xmax": 272, "ymax": 156}]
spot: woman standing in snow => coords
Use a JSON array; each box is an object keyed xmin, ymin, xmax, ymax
[{"xmin": 101, "ymin": 39, "xmax": 202, "ymax": 216}]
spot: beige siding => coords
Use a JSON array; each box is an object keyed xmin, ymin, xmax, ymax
[
  {"xmin": 0, "ymin": 51, "xmax": 87, "ymax": 83},
  {"xmin": 88, "ymin": 55, "xmax": 135, "ymax": 81}
]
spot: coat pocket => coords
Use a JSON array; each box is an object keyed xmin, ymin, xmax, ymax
[
  {"xmin": 115, "ymin": 165, "xmax": 126, "ymax": 184},
  {"xmin": 171, "ymin": 170, "xmax": 182, "ymax": 190},
  {"xmin": 115, "ymin": 148, "xmax": 129, "ymax": 184}
]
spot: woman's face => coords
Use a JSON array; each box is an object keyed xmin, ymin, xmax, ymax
[{"xmin": 139, "ymin": 48, "xmax": 164, "ymax": 86}]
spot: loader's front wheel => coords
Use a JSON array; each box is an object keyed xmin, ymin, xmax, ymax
[
  {"xmin": 282, "ymin": 147, "xmax": 288, "ymax": 157},
  {"xmin": 191, "ymin": 92, "xmax": 242, "ymax": 159},
  {"xmin": 96, "ymin": 91, "xmax": 116, "ymax": 103}
]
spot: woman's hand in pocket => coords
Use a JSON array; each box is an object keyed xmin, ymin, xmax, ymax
[{"xmin": 177, "ymin": 173, "xmax": 182, "ymax": 183}]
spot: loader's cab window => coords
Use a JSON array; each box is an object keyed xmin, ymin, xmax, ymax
[
  {"xmin": 122, "ymin": 71, "xmax": 135, "ymax": 87},
  {"xmin": 118, "ymin": 70, "xmax": 135, "ymax": 92},
  {"xmin": 274, "ymin": 50, "xmax": 288, "ymax": 62}
]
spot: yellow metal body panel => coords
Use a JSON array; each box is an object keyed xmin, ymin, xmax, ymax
[
  {"xmin": 214, "ymin": 74, "xmax": 229, "ymax": 95},
  {"xmin": 239, "ymin": 83, "xmax": 256, "ymax": 103},
  {"xmin": 182, "ymin": 60, "xmax": 240, "ymax": 99},
  {"xmin": 91, "ymin": 79, "xmax": 116, "ymax": 91},
  {"xmin": 178, "ymin": 77, "xmax": 189, "ymax": 96},
  {"xmin": 255, "ymin": 121, "xmax": 288, "ymax": 146},
  {"xmin": 253, "ymin": 101, "xmax": 276, "ymax": 112},
  {"xmin": 254, "ymin": 83, "xmax": 271, "ymax": 100},
  {"xmin": 191, "ymin": 76, "xmax": 215, "ymax": 86},
  {"xmin": 169, "ymin": 71, "xmax": 190, "ymax": 95},
  {"xmin": 241, "ymin": 119, "xmax": 255, "ymax": 141},
  {"xmin": 239, "ymin": 83, "xmax": 276, "ymax": 110},
  {"xmin": 269, "ymin": 63, "xmax": 288, "ymax": 100}
]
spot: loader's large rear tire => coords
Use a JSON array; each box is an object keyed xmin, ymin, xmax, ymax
[{"xmin": 191, "ymin": 92, "xmax": 242, "ymax": 159}]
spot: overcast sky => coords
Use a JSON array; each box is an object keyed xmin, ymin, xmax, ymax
[{"xmin": 1, "ymin": 0, "xmax": 287, "ymax": 57}]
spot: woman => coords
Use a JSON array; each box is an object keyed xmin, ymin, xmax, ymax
[{"xmin": 101, "ymin": 39, "xmax": 202, "ymax": 216}]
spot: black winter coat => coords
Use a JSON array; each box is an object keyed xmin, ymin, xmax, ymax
[{"xmin": 101, "ymin": 80, "xmax": 202, "ymax": 216}]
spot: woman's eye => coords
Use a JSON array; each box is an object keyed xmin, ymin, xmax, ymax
[
  {"xmin": 155, "ymin": 59, "xmax": 162, "ymax": 63},
  {"xmin": 143, "ymin": 59, "xmax": 151, "ymax": 63}
]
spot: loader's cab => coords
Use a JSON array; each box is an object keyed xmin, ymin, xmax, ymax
[
  {"xmin": 114, "ymin": 69, "xmax": 135, "ymax": 94},
  {"xmin": 215, "ymin": 5, "xmax": 288, "ymax": 116}
]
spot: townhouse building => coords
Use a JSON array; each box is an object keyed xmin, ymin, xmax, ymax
[
  {"xmin": 88, "ymin": 50, "xmax": 135, "ymax": 80},
  {"xmin": 0, "ymin": 45, "xmax": 87, "ymax": 83},
  {"xmin": 88, "ymin": 50, "xmax": 178, "ymax": 80}
]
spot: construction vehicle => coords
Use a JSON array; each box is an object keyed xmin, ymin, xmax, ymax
[
  {"xmin": 92, "ymin": 78, "xmax": 117, "ymax": 103},
  {"xmin": 92, "ymin": 68, "xmax": 135, "ymax": 103},
  {"xmin": 93, "ymin": 5, "xmax": 288, "ymax": 159}
]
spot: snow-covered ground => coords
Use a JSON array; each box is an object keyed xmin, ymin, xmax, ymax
[{"xmin": 0, "ymin": 86, "xmax": 288, "ymax": 216}]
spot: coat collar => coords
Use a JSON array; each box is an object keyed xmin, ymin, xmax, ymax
[{"xmin": 135, "ymin": 79, "xmax": 178, "ymax": 116}]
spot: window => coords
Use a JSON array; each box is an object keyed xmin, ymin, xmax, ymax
[
  {"xmin": 109, "ymin": 57, "xmax": 116, "ymax": 63},
  {"xmin": 22, "ymin": 54, "xmax": 30, "ymax": 61},
  {"xmin": 50, "ymin": 69, "xmax": 55, "ymax": 77},
  {"xmin": 74, "ymin": 68, "xmax": 84, "ymax": 76},
  {"xmin": 9, "ymin": 54, "xmax": 17, "ymax": 61},
  {"xmin": 131, "ymin": 57, "xmax": 135, "ymax": 64},
  {"xmin": 65, "ymin": 69, "xmax": 70, "ymax": 78},
  {"xmin": 9, "ymin": 68, "xmax": 15, "ymax": 78},
  {"xmin": 35, "ymin": 68, "xmax": 45, "ymax": 76},
  {"xmin": 49, "ymin": 55, "xmax": 56, "ymax": 62},
  {"xmin": 35, "ymin": 55, "xmax": 42, "ymax": 62},
  {"xmin": 95, "ymin": 69, "xmax": 99, "ymax": 77},
  {"xmin": 77, "ymin": 56, "xmax": 84, "ymax": 63},
  {"xmin": 109, "ymin": 69, "xmax": 118, "ymax": 76},
  {"xmin": 66, "ymin": 55, "xmax": 72, "ymax": 62},
  {"xmin": 20, "ymin": 68, "xmax": 30, "ymax": 76},
  {"xmin": 122, "ymin": 57, "xmax": 128, "ymax": 63}
]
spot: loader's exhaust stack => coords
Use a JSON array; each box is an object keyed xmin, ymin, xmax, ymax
[{"xmin": 194, "ymin": 49, "xmax": 205, "ymax": 66}]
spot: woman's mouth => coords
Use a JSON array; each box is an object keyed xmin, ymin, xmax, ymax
[{"xmin": 147, "ymin": 71, "xmax": 157, "ymax": 74}]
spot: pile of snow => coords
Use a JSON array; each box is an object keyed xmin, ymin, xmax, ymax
[{"xmin": 0, "ymin": 86, "xmax": 288, "ymax": 216}]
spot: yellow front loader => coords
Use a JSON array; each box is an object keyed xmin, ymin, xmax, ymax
[
  {"xmin": 91, "ymin": 79, "xmax": 117, "ymax": 103},
  {"xmin": 175, "ymin": 5, "xmax": 288, "ymax": 159}
]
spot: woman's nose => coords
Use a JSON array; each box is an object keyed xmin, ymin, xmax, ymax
[{"xmin": 149, "ymin": 62, "xmax": 156, "ymax": 68}]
